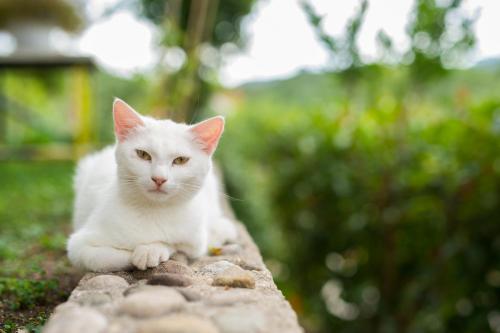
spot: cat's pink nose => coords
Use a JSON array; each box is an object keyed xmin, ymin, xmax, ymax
[{"xmin": 151, "ymin": 177, "xmax": 167, "ymax": 186}]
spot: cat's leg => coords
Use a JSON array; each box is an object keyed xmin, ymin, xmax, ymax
[
  {"xmin": 131, "ymin": 242, "xmax": 173, "ymax": 270},
  {"xmin": 67, "ymin": 232, "xmax": 132, "ymax": 272},
  {"xmin": 175, "ymin": 227, "xmax": 208, "ymax": 259},
  {"xmin": 208, "ymin": 216, "xmax": 238, "ymax": 248},
  {"xmin": 176, "ymin": 241, "xmax": 206, "ymax": 259}
]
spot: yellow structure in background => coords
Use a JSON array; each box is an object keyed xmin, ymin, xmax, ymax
[{"xmin": 73, "ymin": 65, "xmax": 93, "ymax": 159}]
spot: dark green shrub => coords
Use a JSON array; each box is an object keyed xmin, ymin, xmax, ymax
[{"xmin": 219, "ymin": 88, "xmax": 500, "ymax": 332}]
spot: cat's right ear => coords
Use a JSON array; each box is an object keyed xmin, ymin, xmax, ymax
[{"xmin": 113, "ymin": 98, "xmax": 144, "ymax": 142}]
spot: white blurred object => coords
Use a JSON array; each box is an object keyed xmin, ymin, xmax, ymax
[{"xmin": 7, "ymin": 21, "xmax": 58, "ymax": 55}]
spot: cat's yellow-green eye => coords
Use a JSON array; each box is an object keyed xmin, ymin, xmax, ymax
[
  {"xmin": 136, "ymin": 149, "xmax": 151, "ymax": 161},
  {"xmin": 173, "ymin": 156, "xmax": 189, "ymax": 165}
]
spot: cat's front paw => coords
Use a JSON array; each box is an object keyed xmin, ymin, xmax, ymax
[{"xmin": 131, "ymin": 243, "xmax": 171, "ymax": 270}]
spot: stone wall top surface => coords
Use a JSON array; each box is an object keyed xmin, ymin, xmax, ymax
[{"xmin": 43, "ymin": 220, "xmax": 303, "ymax": 333}]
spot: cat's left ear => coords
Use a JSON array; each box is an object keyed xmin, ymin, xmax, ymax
[{"xmin": 190, "ymin": 116, "xmax": 225, "ymax": 154}]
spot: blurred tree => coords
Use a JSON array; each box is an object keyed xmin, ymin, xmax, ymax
[
  {"xmin": 134, "ymin": 0, "xmax": 255, "ymax": 121},
  {"xmin": 301, "ymin": 0, "xmax": 368, "ymax": 84},
  {"xmin": 302, "ymin": 0, "xmax": 477, "ymax": 85},
  {"xmin": 406, "ymin": 0, "xmax": 477, "ymax": 83}
]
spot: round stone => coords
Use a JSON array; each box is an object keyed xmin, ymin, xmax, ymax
[
  {"xmin": 212, "ymin": 266, "xmax": 255, "ymax": 289},
  {"xmin": 133, "ymin": 259, "xmax": 195, "ymax": 280},
  {"xmin": 235, "ymin": 259, "xmax": 262, "ymax": 271},
  {"xmin": 159, "ymin": 260, "xmax": 194, "ymax": 275},
  {"xmin": 81, "ymin": 275, "xmax": 129, "ymax": 290},
  {"xmin": 200, "ymin": 260, "xmax": 237, "ymax": 275},
  {"xmin": 148, "ymin": 273, "xmax": 193, "ymax": 287},
  {"xmin": 43, "ymin": 307, "xmax": 107, "ymax": 333},
  {"xmin": 118, "ymin": 287, "xmax": 186, "ymax": 318},
  {"xmin": 69, "ymin": 290, "xmax": 113, "ymax": 306},
  {"xmin": 212, "ymin": 306, "xmax": 266, "ymax": 333},
  {"xmin": 53, "ymin": 302, "xmax": 79, "ymax": 314},
  {"xmin": 138, "ymin": 314, "xmax": 219, "ymax": 333},
  {"xmin": 177, "ymin": 288, "xmax": 203, "ymax": 302},
  {"xmin": 105, "ymin": 318, "xmax": 137, "ymax": 333},
  {"xmin": 206, "ymin": 290, "xmax": 258, "ymax": 306}
]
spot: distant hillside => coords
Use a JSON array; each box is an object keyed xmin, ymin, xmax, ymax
[
  {"xmin": 239, "ymin": 71, "xmax": 342, "ymax": 106},
  {"xmin": 236, "ymin": 65, "xmax": 500, "ymax": 107},
  {"xmin": 475, "ymin": 57, "xmax": 500, "ymax": 69}
]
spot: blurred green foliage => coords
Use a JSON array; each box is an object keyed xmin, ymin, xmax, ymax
[
  {"xmin": 0, "ymin": 162, "xmax": 76, "ymax": 332},
  {"xmin": 0, "ymin": 70, "xmax": 153, "ymax": 146},
  {"xmin": 0, "ymin": 278, "xmax": 59, "ymax": 310},
  {"xmin": 218, "ymin": 65, "xmax": 500, "ymax": 332},
  {"xmin": 407, "ymin": 0, "xmax": 477, "ymax": 82},
  {"xmin": 301, "ymin": 0, "xmax": 368, "ymax": 73},
  {"xmin": 0, "ymin": 162, "xmax": 73, "ymax": 263},
  {"xmin": 138, "ymin": 0, "xmax": 254, "ymax": 47},
  {"xmin": 1, "ymin": 1, "xmax": 498, "ymax": 332},
  {"xmin": 302, "ymin": 0, "xmax": 476, "ymax": 85}
]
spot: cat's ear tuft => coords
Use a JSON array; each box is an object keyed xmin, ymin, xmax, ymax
[
  {"xmin": 113, "ymin": 98, "xmax": 144, "ymax": 142},
  {"xmin": 190, "ymin": 116, "xmax": 225, "ymax": 154}
]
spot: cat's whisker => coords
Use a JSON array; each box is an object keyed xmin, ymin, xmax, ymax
[{"xmin": 175, "ymin": 181, "xmax": 243, "ymax": 202}]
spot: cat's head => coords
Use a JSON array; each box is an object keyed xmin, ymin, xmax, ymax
[{"xmin": 112, "ymin": 98, "xmax": 224, "ymax": 204}]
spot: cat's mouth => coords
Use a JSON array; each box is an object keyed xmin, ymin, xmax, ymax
[{"xmin": 148, "ymin": 188, "xmax": 168, "ymax": 194}]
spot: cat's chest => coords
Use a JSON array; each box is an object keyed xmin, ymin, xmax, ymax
[{"xmin": 108, "ymin": 203, "xmax": 204, "ymax": 246}]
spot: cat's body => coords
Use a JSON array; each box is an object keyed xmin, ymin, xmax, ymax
[{"xmin": 67, "ymin": 99, "xmax": 236, "ymax": 272}]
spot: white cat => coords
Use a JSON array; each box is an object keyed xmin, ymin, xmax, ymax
[{"xmin": 67, "ymin": 99, "xmax": 236, "ymax": 272}]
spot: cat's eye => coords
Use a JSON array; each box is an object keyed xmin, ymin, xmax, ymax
[
  {"xmin": 172, "ymin": 156, "xmax": 189, "ymax": 165},
  {"xmin": 136, "ymin": 149, "xmax": 152, "ymax": 161}
]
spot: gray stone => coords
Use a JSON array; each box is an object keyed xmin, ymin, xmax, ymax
[
  {"xmin": 133, "ymin": 260, "xmax": 194, "ymax": 280},
  {"xmin": 234, "ymin": 258, "xmax": 262, "ymax": 271},
  {"xmin": 148, "ymin": 273, "xmax": 193, "ymax": 287},
  {"xmin": 124, "ymin": 283, "xmax": 167, "ymax": 295},
  {"xmin": 69, "ymin": 290, "xmax": 113, "ymax": 306},
  {"xmin": 137, "ymin": 314, "xmax": 219, "ymax": 333},
  {"xmin": 212, "ymin": 266, "xmax": 255, "ymax": 289},
  {"xmin": 212, "ymin": 307, "xmax": 266, "ymax": 333},
  {"xmin": 80, "ymin": 275, "xmax": 129, "ymax": 290},
  {"xmin": 160, "ymin": 260, "xmax": 193, "ymax": 274},
  {"xmin": 205, "ymin": 290, "xmax": 258, "ymax": 306},
  {"xmin": 195, "ymin": 257, "xmax": 262, "ymax": 273},
  {"xmin": 105, "ymin": 318, "xmax": 137, "ymax": 333},
  {"xmin": 43, "ymin": 307, "xmax": 107, "ymax": 333},
  {"xmin": 200, "ymin": 260, "xmax": 237, "ymax": 275},
  {"xmin": 177, "ymin": 288, "xmax": 203, "ymax": 302},
  {"xmin": 118, "ymin": 286, "xmax": 186, "ymax": 318},
  {"xmin": 52, "ymin": 302, "xmax": 79, "ymax": 314}
]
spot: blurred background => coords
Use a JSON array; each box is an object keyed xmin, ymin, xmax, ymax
[{"xmin": 1, "ymin": 0, "xmax": 500, "ymax": 332}]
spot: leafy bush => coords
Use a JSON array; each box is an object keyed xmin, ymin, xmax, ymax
[
  {"xmin": 0, "ymin": 162, "xmax": 76, "ymax": 331},
  {"xmin": 219, "ymin": 72, "xmax": 500, "ymax": 332},
  {"xmin": 0, "ymin": 278, "xmax": 58, "ymax": 310}
]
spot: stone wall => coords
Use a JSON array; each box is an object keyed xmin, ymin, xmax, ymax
[{"xmin": 43, "ymin": 216, "xmax": 303, "ymax": 332}]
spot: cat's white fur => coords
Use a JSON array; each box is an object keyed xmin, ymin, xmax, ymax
[{"xmin": 67, "ymin": 99, "xmax": 236, "ymax": 272}]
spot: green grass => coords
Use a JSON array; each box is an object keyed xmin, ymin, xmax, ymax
[{"xmin": 0, "ymin": 161, "xmax": 79, "ymax": 332}]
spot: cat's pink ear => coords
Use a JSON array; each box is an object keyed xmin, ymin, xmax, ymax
[
  {"xmin": 190, "ymin": 116, "xmax": 225, "ymax": 154},
  {"xmin": 113, "ymin": 98, "xmax": 144, "ymax": 142}
]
